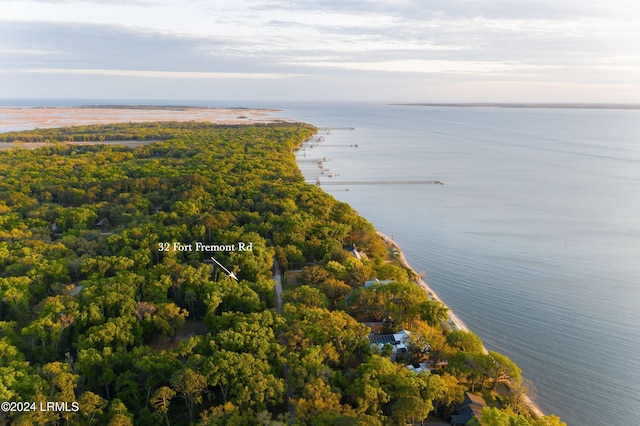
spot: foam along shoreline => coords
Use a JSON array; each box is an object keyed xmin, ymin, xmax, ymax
[
  {"xmin": 0, "ymin": 106, "xmax": 290, "ymax": 133},
  {"xmin": 376, "ymin": 231, "xmax": 472, "ymax": 332},
  {"xmin": 376, "ymin": 231, "xmax": 545, "ymax": 418}
]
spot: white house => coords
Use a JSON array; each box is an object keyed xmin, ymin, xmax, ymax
[{"xmin": 368, "ymin": 329, "xmax": 411, "ymax": 361}]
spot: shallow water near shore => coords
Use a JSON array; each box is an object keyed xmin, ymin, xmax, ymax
[{"xmin": 282, "ymin": 103, "xmax": 640, "ymax": 426}]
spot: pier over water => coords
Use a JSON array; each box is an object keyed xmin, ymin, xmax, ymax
[{"xmin": 314, "ymin": 180, "xmax": 444, "ymax": 186}]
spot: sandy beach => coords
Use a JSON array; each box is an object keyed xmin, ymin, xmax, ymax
[
  {"xmin": 377, "ymin": 231, "xmax": 545, "ymax": 418},
  {"xmin": 377, "ymin": 231, "xmax": 473, "ymax": 332},
  {"xmin": 0, "ymin": 106, "xmax": 290, "ymax": 133}
]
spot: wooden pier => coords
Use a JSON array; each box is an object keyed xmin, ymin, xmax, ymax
[
  {"xmin": 302, "ymin": 144, "xmax": 358, "ymax": 148},
  {"xmin": 314, "ymin": 180, "xmax": 444, "ymax": 186},
  {"xmin": 297, "ymin": 158, "xmax": 326, "ymax": 163},
  {"xmin": 298, "ymin": 126, "xmax": 444, "ymax": 188}
]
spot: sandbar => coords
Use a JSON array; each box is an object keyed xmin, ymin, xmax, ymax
[{"xmin": 0, "ymin": 106, "xmax": 291, "ymax": 133}]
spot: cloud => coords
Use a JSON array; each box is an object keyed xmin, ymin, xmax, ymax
[
  {"xmin": 18, "ymin": 0, "xmax": 156, "ymax": 5},
  {"xmin": 0, "ymin": 21, "xmax": 281, "ymax": 74},
  {"xmin": 287, "ymin": 59, "xmax": 558, "ymax": 75},
  {"xmin": 256, "ymin": 0, "xmax": 638, "ymax": 20},
  {"xmin": 3, "ymin": 1, "xmax": 637, "ymax": 70},
  {"xmin": 21, "ymin": 68, "xmax": 292, "ymax": 79},
  {"xmin": 1, "ymin": 0, "xmax": 639, "ymax": 101}
]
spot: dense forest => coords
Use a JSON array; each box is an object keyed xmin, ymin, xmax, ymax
[{"xmin": 0, "ymin": 122, "xmax": 564, "ymax": 425}]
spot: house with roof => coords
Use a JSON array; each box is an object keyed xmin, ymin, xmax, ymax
[
  {"xmin": 363, "ymin": 278, "xmax": 395, "ymax": 288},
  {"xmin": 450, "ymin": 392, "xmax": 486, "ymax": 426},
  {"xmin": 369, "ymin": 328, "xmax": 450, "ymax": 371},
  {"xmin": 407, "ymin": 359, "xmax": 449, "ymax": 373},
  {"xmin": 350, "ymin": 245, "xmax": 363, "ymax": 261},
  {"xmin": 368, "ymin": 329, "xmax": 411, "ymax": 361},
  {"xmin": 407, "ymin": 361, "xmax": 430, "ymax": 373}
]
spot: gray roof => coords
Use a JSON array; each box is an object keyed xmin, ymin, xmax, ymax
[
  {"xmin": 368, "ymin": 333, "xmax": 399, "ymax": 345},
  {"xmin": 459, "ymin": 392, "xmax": 486, "ymax": 408},
  {"xmin": 451, "ymin": 392, "xmax": 487, "ymax": 426}
]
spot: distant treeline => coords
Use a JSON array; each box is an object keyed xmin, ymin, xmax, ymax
[
  {"xmin": 394, "ymin": 102, "xmax": 640, "ymax": 109},
  {"xmin": 0, "ymin": 121, "xmax": 214, "ymax": 143}
]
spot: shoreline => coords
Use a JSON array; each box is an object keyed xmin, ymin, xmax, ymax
[
  {"xmin": 376, "ymin": 231, "xmax": 473, "ymax": 333},
  {"xmin": 4, "ymin": 109, "xmax": 548, "ymax": 419},
  {"xmin": 376, "ymin": 231, "xmax": 545, "ymax": 418}
]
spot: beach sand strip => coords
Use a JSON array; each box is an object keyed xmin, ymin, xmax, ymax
[
  {"xmin": 377, "ymin": 231, "xmax": 545, "ymax": 418},
  {"xmin": 0, "ymin": 106, "xmax": 292, "ymax": 133}
]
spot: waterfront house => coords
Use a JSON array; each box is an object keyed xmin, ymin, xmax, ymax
[
  {"xmin": 364, "ymin": 278, "xmax": 395, "ymax": 288},
  {"xmin": 450, "ymin": 392, "xmax": 486, "ymax": 426},
  {"xmin": 350, "ymin": 245, "xmax": 363, "ymax": 260},
  {"xmin": 368, "ymin": 329, "xmax": 411, "ymax": 361}
]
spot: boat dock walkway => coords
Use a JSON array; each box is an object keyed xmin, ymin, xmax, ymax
[{"xmin": 313, "ymin": 180, "xmax": 444, "ymax": 186}]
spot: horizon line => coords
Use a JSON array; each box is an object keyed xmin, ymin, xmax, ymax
[{"xmin": 1, "ymin": 98, "xmax": 640, "ymax": 110}]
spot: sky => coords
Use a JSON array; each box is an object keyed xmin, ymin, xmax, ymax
[{"xmin": 1, "ymin": 0, "xmax": 639, "ymax": 103}]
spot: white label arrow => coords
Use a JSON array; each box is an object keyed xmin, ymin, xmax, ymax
[{"xmin": 210, "ymin": 256, "xmax": 238, "ymax": 281}]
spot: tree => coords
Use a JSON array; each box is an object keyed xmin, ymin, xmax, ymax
[
  {"xmin": 502, "ymin": 379, "xmax": 535, "ymax": 415},
  {"xmin": 375, "ymin": 263, "xmax": 409, "ymax": 283},
  {"xmin": 348, "ymin": 220, "xmax": 387, "ymax": 258},
  {"xmin": 150, "ymin": 386, "xmax": 175, "ymax": 426},
  {"xmin": 390, "ymin": 396, "xmax": 431, "ymax": 425},
  {"xmin": 292, "ymin": 377, "xmax": 354, "ymax": 423},
  {"xmin": 106, "ymin": 398, "xmax": 133, "ymax": 426},
  {"xmin": 21, "ymin": 295, "xmax": 78, "ymax": 358},
  {"xmin": 433, "ymin": 373, "xmax": 465, "ymax": 415},
  {"xmin": 347, "ymin": 263, "xmax": 376, "ymax": 287},
  {"xmin": 204, "ymin": 349, "xmax": 284, "ymax": 411},
  {"xmin": 345, "ymin": 287, "xmax": 388, "ymax": 322},
  {"xmin": 76, "ymin": 348, "xmax": 117, "ymax": 399},
  {"xmin": 131, "ymin": 348, "xmax": 183, "ymax": 411},
  {"xmin": 446, "ymin": 329, "xmax": 484, "ymax": 354},
  {"xmin": 346, "ymin": 355, "xmax": 395, "ymax": 418},
  {"xmin": 419, "ymin": 299, "xmax": 449, "ymax": 327},
  {"xmin": 346, "ymin": 355, "xmax": 446, "ymax": 423},
  {"xmin": 325, "ymin": 259, "xmax": 347, "ymax": 276},
  {"xmin": 282, "ymin": 285, "xmax": 328, "ymax": 308},
  {"xmin": 0, "ymin": 276, "xmax": 31, "ymax": 322},
  {"xmin": 469, "ymin": 406, "xmax": 567, "ymax": 426},
  {"xmin": 533, "ymin": 415, "xmax": 567, "ymax": 426},
  {"xmin": 286, "ymin": 346, "xmax": 333, "ymax": 393},
  {"xmin": 41, "ymin": 361, "xmax": 78, "ymax": 402},
  {"xmin": 314, "ymin": 277, "xmax": 351, "ymax": 307},
  {"xmin": 301, "ymin": 265, "xmax": 332, "ymax": 285},
  {"xmin": 449, "ymin": 352, "xmax": 491, "ymax": 392},
  {"xmin": 77, "ymin": 391, "xmax": 108, "ymax": 425},
  {"xmin": 152, "ymin": 302, "xmax": 189, "ymax": 341},
  {"xmin": 170, "ymin": 367, "xmax": 208, "ymax": 424},
  {"xmin": 283, "ymin": 305, "xmax": 370, "ymax": 367},
  {"xmin": 78, "ymin": 317, "xmax": 137, "ymax": 351},
  {"xmin": 487, "ymin": 351, "xmax": 522, "ymax": 389},
  {"xmin": 213, "ymin": 311, "xmax": 284, "ymax": 363}
]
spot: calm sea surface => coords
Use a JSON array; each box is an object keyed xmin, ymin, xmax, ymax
[
  {"xmin": 3, "ymin": 100, "xmax": 639, "ymax": 425},
  {"xmin": 279, "ymin": 103, "xmax": 640, "ymax": 426}
]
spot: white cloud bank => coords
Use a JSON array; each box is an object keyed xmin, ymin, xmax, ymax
[
  {"xmin": 1, "ymin": 0, "xmax": 639, "ymax": 102},
  {"xmin": 22, "ymin": 68, "xmax": 293, "ymax": 79}
]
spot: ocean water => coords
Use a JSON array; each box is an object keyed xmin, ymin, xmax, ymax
[
  {"xmin": 2, "ymin": 100, "xmax": 639, "ymax": 425},
  {"xmin": 281, "ymin": 103, "xmax": 640, "ymax": 426}
]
